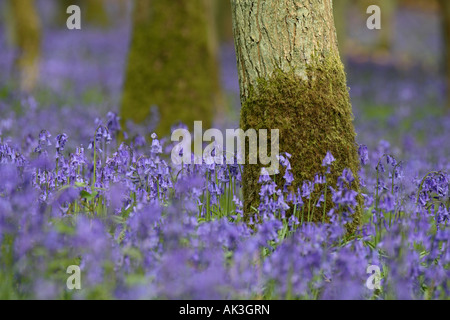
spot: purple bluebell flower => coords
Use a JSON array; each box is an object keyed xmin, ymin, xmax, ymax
[
  {"xmin": 358, "ymin": 145, "xmax": 369, "ymax": 165},
  {"xmin": 322, "ymin": 151, "xmax": 336, "ymax": 167}
]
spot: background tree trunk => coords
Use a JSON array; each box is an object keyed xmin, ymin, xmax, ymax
[
  {"xmin": 9, "ymin": 0, "xmax": 42, "ymax": 93},
  {"xmin": 377, "ymin": 0, "xmax": 397, "ymax": 52},
  {"xmin": 215, "ymin": 0, "xmax": 234, "ymax": 44},
  {"xmin": 1, "ymin": 1, "xmax": 15, "ymax": 47},
  {"xmin": 439, "ymin": 0, "xmax": 450, "ymax": 109},
  {"xmin": 56, "ymin": 0, "xmax": 109, "ymax": 27},
  {"xmin": 85, "ymin": 0, "xmax": 109, "ymax": 26},
  {"xmin": 333, "ymin": 0, "xmax": 350, "ymax": 59},
  {"xmin": 231, "ymin": 0, "xmax": 361, "ymax": 231},
  {"xmin": 121, "ymin": 0, "xmax": 221, "ymax": 136}
]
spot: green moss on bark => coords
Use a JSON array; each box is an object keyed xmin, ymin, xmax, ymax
[
  {"xmin": 241, "ymin": 56, "xmax": 362, "ymax": 233},
  {"xmin": 121, "ymin": 0, "xmax": 220, "ymax": 137}
]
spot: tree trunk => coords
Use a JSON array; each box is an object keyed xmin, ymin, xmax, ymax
[
  {"xmin": 57, "ymin": 0, "xmax": 109, "ymax": 27},
  {"xmin": 2, "ymin": 1, "xmax": 15, "ymax": 47},
  {"xmin": 86, "ymin": 0, "xmax": 109, "ymax": 26},
  {"xmin": 440, "ymin": 0, "xmax": 450, "ymax": 109},
  {"xmin": 9, "ymin": 0, "xmax": 42, "ymax": 93},
  {"xmin": 215, "ymin": 0, "xmax": 234, "ymax": 44},
  {"xmin": 231, "ymin": 0, "xmax": 361, "ymax": 231},
  {"xmin": 377, "ymin": 0, "xmax": 397, "ymax": 52},
  {"xmin": 121, "ymin": 0, "xmax": 221, "ymax": 136},
  {"xmin": 333, "ymin": 0, "xmax": 350, "ymax": 59}
]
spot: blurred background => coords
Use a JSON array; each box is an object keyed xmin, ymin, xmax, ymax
[{"xmin": 0, "ymin": 0, "xmax": 449, "ymax": 170}]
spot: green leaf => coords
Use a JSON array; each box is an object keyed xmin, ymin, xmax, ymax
[
  {"xmin": 111, "ymin": 215, "xmax": 125, "ymax": 224},
  {"xmin": 80, "ymin": 190, "xmax": 98, "ymax": 201},
  {"xmin": 75, "ymin": 182, "xmax": 87, "ymax": 188}
]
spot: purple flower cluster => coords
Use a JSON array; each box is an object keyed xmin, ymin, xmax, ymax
[
  {"xmin": 1, "ymin": 13, "xmax": 450, "ymax": 300},
  {"xmin": 0, "ymin": 114, "xmax": 449, "ymax": 300}
]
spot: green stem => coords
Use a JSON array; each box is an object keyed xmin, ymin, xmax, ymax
[
  {"xmin": 322, "ymin": 176, "xmax": 328, "ymax": 223},
  {"xmin": 92, "ymin": 139, "xmax": 97, "ymax": 193},
  {"xmin": 307, "ymin": 197, "xmax": 312, "ymax": 223},
  {"xmin": 293, "ymin": 203, "xmax": 298, "ymax": 230}
]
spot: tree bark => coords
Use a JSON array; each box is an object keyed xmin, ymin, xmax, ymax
[
  {"xmin": 121, "ymin": 0, "xmax": 222, "ymax": 136},
  {"xmin": 9, "ymin": 0, "xmax": 42, "ymax": 93},
  {"xmin": 231, "ymin": 0, "xmax": 361, "ymax": 231},
  {"xmin": 439, "ymin": 0, "xmax": 450, "ymax": 109}
]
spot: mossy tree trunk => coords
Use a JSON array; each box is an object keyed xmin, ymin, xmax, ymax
[
  {"xmin": 231, "ymin": 0, "xmax": 361, "ymax": 230},
  {"xmin": 121, "ymin": 0, "xmax": 222, "ymax": 136},
  {"xmin": 439, "ymin": 0, "xmax": 450, "ymax": 109},
  {"xmin": 9, "ymin": 0, "xmax": 42, "ymax": 93}
]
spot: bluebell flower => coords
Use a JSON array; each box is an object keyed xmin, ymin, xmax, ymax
[
  {"xmin": 358, "ymin": 145, "xmax": 369, "ymax": 165},
  {"xmin": 322, "ymin": 151, "xmax": 336, "ymax": 167}
]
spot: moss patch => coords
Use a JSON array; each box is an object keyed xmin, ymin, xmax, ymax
[{"xmin": 241, "ymin": 55, "xmax": 362, "ymax": 233}]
